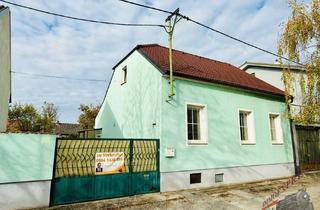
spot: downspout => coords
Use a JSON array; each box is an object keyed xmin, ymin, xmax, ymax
[
  {"xmin": 290, "ymin": 119, "xmax": 301, "ymax": 175},
  {"xmin": 288, "ymin": 96, "xmax": 301, "ymax": 175}
]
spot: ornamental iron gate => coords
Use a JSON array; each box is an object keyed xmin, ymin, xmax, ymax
[
  {"xmin": 296, "ymin": 126, "xmax": 320, "ymax": 172},
  {"xmin": 50, "ymin": 138, "xmax": 160, "ymax": 206}
]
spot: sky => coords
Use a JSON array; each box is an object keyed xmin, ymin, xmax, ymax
[{"xmin": 3, "ymin": 0, "xmax": 293, "ymax": 123}]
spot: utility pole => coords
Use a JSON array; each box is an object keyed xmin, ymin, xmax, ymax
[{"xmin": 165, "ymin": 8, "xmax": 181, "ymax": 98}]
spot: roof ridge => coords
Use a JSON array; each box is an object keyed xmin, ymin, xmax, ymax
[{"xmin": 138, "ymin": 43, "xmax": 161, "ymax": 48}]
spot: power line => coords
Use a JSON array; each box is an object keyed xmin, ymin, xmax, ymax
[
  {"xmin": 117, "ymin": 0, "xmax": 303, "ymax": 66},
  {"xmin": 11, "ymin": 71, "xmax": 107, "ymax": 82},
  {"xmin": 118, "ymin": 0, "xmax": 172, "ymax": 14},
  {"xmin": 1, "ymin": 0, "xmax": 302, "ymax": 65},
  {"xmin": 185, "ymin": 18, "xmax": 302, "ymax": 65},
  {"xmin": 0, "ymin": 0, "xmax": 165, "ymax": 28}
]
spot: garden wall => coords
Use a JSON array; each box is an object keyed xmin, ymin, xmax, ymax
[{"xmin": 0, "ymin": 133, "xmax": 56, "ymax": 210}]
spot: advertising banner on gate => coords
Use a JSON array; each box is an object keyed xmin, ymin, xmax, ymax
[{"xmin": 95, "ymin": 152, "xmax": 125, "ymax": 175}]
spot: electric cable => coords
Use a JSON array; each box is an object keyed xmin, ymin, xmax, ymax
[
  {"xmin": 117, "ymin": 0, "xmax": 303, "ymax": 65},
  {"xmin": 0, "ymin": 0, "xmax": 165, "ymax": 28},
  {"xmin": 11, "ymin": 71, "xmax": 107, "ymax": 82}
]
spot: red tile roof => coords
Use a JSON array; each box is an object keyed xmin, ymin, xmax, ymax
[{"xmin": 136, "ymin": 44, "xmax": 284, "ymax": 97}]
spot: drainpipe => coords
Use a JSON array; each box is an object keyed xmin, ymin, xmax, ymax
[
  {"xmin": 290, "ymin": 119, "xmax": 301, "ymax": 175},
  {"xmin": 288, "ymin": 96, "xmax": 301, "ymax": 175}
]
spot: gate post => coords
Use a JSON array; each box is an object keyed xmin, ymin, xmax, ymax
[
  {"xmin": 156, "ymin": 139, "xmax": 160, "ymax": 191},
  {"xmin": 290, "ymin": 121, "xmax": 301, "ymax": 175},
  {"xmin": 49, "ymin": 137, "xmax": 59, "ymax": 207},
  {"xmin": 129, "ymin": 139, "xmax": 134, "ymax": 195}
]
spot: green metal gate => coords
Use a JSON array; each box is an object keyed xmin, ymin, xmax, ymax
[
  {"xmin": 49, "ymin": 138, "xmax": 160, "ymax": 206},
  {"xmin": 296, "ymin": 126, "xmax": 320, "ymax": 172}
]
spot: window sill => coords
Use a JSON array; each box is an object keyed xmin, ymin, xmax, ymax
[
  {"xmin": 188, "ymin": 141, "xmax": 208, "ymax": 146},
  {"xmin": 241, "ymin": 141, "xmax": 256, "ymax": 145},
  {"xmin": 271, "ymin": 142, "xmax": 284, "ymax": 145}
]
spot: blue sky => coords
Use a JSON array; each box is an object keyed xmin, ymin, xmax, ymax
[{"xmin": 4, "ymin": 0, "xmax": 292, "ymax": 122}]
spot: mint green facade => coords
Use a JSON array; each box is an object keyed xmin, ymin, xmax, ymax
[
  {"xmin": 95, "ymin": 49, "xmax": 294, "ymax": 174},
  {"xmin": 0, "ymin": 133, "xmax": 56, "ymax": 183},
  {"xmin": 95, "ymin": 51, "xmax": 162, "ymax": 139},
  {"xmin": 160, "ymin": 78, "xmax": 293, "ymax": 172},
  {"xmin": 0, "ymin": 7, "xmax": 11, "ymax": 132}
]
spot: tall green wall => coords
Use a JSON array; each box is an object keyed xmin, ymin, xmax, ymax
[
  {"xmin": 95, "ymin": 51, "xmax": 162, "ymax": 139},
  {"xmin": 160, "ymin": 77, "xmax": 294, "ymax": 172},
  {"xmin": 0, "ymin": 7, "xmax": 11, "ymax": 132},
  {"xmin": 0, "ymin": 133, "xmax": 56, "ymax": 183}
]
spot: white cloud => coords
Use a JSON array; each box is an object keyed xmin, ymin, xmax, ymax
[{"xmin": 6, "ymin": 0, "xmax": 292, "ymax": 122}]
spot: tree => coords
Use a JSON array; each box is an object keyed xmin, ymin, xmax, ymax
[
  {"xmin": 39, "ymin": 101, "xmax": 58, "ymax": 133},
  {"xmin": 278, "ymin": 0, "xmax": 320, "ymax": 124},
  {"xmin": 7, "ymin": 103, "xmax": 41, "ymax": 132},
  {"xmin": 7, "ymin": 102, "xmax": 58, "ymax": 133},
  {"xmin": 78, "ymin": 104, "xmax": 101, "ymax": 129}
]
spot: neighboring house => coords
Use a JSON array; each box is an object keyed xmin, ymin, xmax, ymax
[
  {"xmin": 239, "ymin": 62, "xmax": 320, "ymax": 173},
  {"xmin": 239, "ymin": 62, "xmax": 304, "ymax": 115},
  {"xmin": 55, "ymin": 122, "xmax": 81, "ymax": 137},
  {"xmin": 78, "ymin": 128, "xmax": 102, "ymax": 138},
  {"xmin": 0, "ymin": 6, "xmax": 11, "ymax": 132},
  {"xmin": 95, "ymin": 44, "xmax": 294, "ymax": 192}
]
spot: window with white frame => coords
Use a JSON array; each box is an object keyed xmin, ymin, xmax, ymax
[
  {"xmin": 269, "ymin": 113, "xmax": 283, "ymax": 144},
  {"xmin": 186, "ymin": 104, "xmax": 208, "ymax": 144},
  {"xmin": 239, "ymin": 109, "xmax": 255, "ymax": 144}
]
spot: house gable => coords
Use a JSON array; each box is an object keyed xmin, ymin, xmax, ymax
[{"xmin": 95, "ymin": 50, "xmax": 162, "ymax": 138}]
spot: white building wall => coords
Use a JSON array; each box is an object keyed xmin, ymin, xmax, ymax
[
  {"xmin": 245, "ymin": 68, "xmax": 284, "ymax": 90},
  {"xmin": 244, "ymin": 66, "xmax": 304, "ymax": 112}
]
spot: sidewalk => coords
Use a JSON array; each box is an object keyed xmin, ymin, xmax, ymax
[{"xmin": 33, "ymin": 172, "xmax": 320, "ymax": 210}]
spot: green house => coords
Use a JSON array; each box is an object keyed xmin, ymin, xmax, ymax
[{"xmin": 95, "ymin": 44, "xmax": 294, "ymax": 191}]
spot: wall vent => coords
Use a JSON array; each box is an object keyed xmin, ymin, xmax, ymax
[
  {"xmin": 215, "ymin": 173, "xmax": 224, "ymax": 183},
  {"xmin": 190, "ymin": 173, "xmax": 201, "ymax": 184}
]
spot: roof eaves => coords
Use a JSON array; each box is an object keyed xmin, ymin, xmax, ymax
[
  {"xmin": 112, "ymin": 45, "xmax": 139, "ymax": 70},
  {"xmin": 170, "ymin": 73, "xmax": 285, "ymax": 99},
  {"xmin": 112, "ymin": 44, "xmax": 160, "ymax": 70},
  {"xmin": 136, "ymin": 48, "xmax": 166, "ymax": 75},
  {"xmin": 239, "ymin": 61, "xmax": 303, "ymax": 71}
]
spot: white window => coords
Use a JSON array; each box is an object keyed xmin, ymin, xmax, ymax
[
  {"xmin": 121, "ymin": 66, "xmax": 127, "ymax": 85},
  {"xmin": 186, "ymin": 103, "xmax": 208, "ymax": 145},
  {"xmin": 269, "ymin": 113, "xmax": 283, "ymax": 144},
  {"xmin": 239, "ymin": 109, "xmax": 255, "ymax": 144}
]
